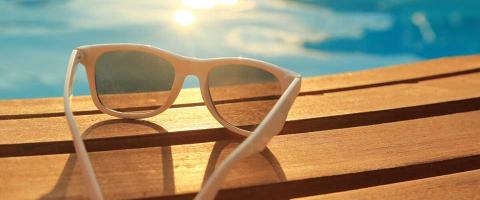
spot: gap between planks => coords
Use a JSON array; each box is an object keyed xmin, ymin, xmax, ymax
[
  {"xmin": 0, "ymin": 71, "xmax": 478, "ymax": 147},
  {"xmin": 0, "ymin": 110, "xmax": 479, "ymax": 199},
  {"xmin": 0, "ymin": 96, "xmax": 478, "ymax": 157},
  {"xmin": 294, "ymin": 169, "xmax": 480, "ymax": 200}
]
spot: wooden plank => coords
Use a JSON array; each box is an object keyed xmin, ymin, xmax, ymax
[
  {"xmin": 0, "ymin": 72, "xmax": 478, "ymax": 148},
  {"xmin": 0, "ymin": 110, "xmax": 479, "ymax": 199},
  {"xmin": 1, "ymin": 55, "xmax": 479, "ymax": 199},
  {"xmin": 1, "ymin": 55, "xmax": 479, "ymax": 119},
  {"xmin": 295, "ymin": 169, "xmax": 480, "ymax": 200}
]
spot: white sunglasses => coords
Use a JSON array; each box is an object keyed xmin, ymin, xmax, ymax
[{"xmin": 64, "ymin": 44, "xmax": 301, "ymax": 200}]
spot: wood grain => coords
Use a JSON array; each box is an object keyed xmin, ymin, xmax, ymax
[
  {"xmin": 0, "ymin": 55, "xmax": 479, "ymax": 199},
  {"xmin": 295, "ymin": 169, "xmax": 480, "ymax": 200},
  {"xmin": 0, "ymin": 72, "xmax": 478, "ymax": 147},
  {"xmin": 1, "ymin": 110, "xmax": 479, "ymax": 199}
]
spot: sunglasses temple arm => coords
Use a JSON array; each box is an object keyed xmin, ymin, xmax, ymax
[
  {"xmin": 64, "ymin": 50, "xmax": 104, "ymax": 200},
  {"xmin": 194, "ymin": 77, "xmax": 301, "ymax": 200}
]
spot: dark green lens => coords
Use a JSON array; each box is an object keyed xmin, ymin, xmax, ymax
[{"xmin": 95, "ymin": 50, "xmax": 175, "ymax": 113}]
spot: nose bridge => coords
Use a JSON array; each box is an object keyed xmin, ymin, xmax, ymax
[{"xmin": 176, "ymin": 56, "xmax": 207, "ymax": 78}]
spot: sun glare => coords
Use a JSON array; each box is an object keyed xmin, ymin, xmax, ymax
[
  {"xmin": 182, "ymin": 0, "xmax": 215, "ymax": 9},
  {"xmin": 174, "ymin": 0, "xmax": 239, "ymax": 27},
  {"xmin": 182, "ymin": 0, "xmax": 238, "ymax": 9},
  {"xmin": 174, "ymin": 10, "xmax": 195, "ymax": 26},
  {"xmin": 218, "ymin": 0, "xmax": 238, "ymax": 6}
]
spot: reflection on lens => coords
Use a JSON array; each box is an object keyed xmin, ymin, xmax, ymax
[
  {"xmin": 208, "ymin": 64, "xmax": 282, "ymax": 131},
  {"xmin": 95, "ymin": 50, "xmax": 175, "ymax": 113}
]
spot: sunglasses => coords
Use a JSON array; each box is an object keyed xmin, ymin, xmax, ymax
[{"xmin": 64, "ymin": 44, "xmax": 301, "ymax": 200}]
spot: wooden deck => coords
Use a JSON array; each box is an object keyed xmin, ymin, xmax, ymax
[{"xmin": 0, "ymin": 55, "xmax": 479, "ymax": 199}]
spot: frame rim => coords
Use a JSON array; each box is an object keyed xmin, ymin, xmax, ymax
[{"xmin": 76, "ymin": 43, "xmax": 300, "ymax": 137}]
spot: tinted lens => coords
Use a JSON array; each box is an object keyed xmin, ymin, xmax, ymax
[
  {"xmin": 208, "ymin": 64, "xmax": 282, "ymax": 131},
  {"xmin": 95, "ymin": 50, "xmax": 175, "ymax": 113}
]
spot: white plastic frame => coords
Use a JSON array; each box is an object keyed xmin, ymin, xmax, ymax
[{"xmin": 64, "ymin": 44, "xmax": 301, "ymax": 200}]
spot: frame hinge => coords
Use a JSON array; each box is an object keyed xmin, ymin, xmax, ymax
[{"xmin": 76, "ymin": 50, "xmax": 85, "ymax": 62}]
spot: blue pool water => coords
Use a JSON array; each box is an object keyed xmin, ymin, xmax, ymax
[{"xmin": 1, "ymin": 0, "xmax": 479, "ymax": 99}]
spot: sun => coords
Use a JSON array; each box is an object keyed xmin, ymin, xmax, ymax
[{"xmin": 174, "ymin": 10, "xmax": 196, "ymax": 27}]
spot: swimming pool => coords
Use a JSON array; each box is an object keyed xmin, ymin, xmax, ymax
[{"xmin": 1, "ymin": 0, "xmax": 479, "ymax": 99}]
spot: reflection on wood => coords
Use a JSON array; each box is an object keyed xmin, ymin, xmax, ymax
[{"xmin": 0, "ymin": 55, "xmax": 479, "ymax": 199}]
